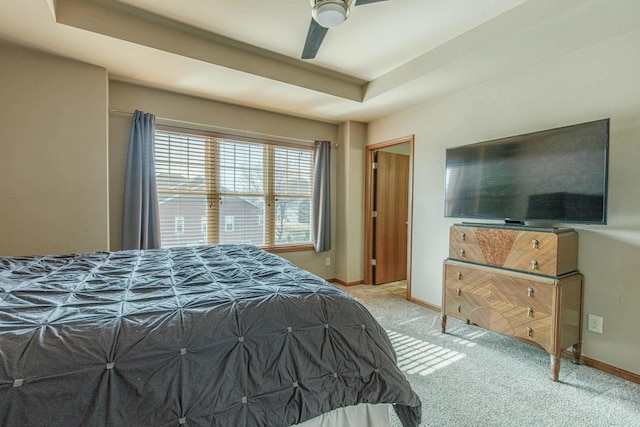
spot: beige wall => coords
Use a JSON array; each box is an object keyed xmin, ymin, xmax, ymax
[
  {"xmin": 368, "ymin": 29, "xmax": 640, "ymax": 375},
  {"xmin": 0, "ymin": 43, "xmax": 109, "ymax": 256},
  {"xmin": 108, "ymin": 81, "xmax": 339, "ymax": 278},
  {"xmin": 336, "ymin": 121, "xmax": 366, "ymax": 284}
]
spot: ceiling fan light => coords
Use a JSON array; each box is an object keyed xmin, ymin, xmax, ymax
[{"xmin": 312, "ymin": 1, "xmax": 350, "ymax": 28}]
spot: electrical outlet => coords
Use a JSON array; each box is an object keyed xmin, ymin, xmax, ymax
[
  {"xmin": 325, "ymin": 257, "xmax": 331, "ymax": 266},
  {"xmin": 588, "ymin": 314, "xmax": 603, "ymax": 334}
]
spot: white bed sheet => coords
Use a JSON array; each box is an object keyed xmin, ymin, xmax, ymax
[{"xmin": 295, "ymin": 403, "xmax": 390, "ymax": 427}]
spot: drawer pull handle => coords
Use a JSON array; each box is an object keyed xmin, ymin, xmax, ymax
[
  {"xmin": 460, "ymin": 232, "xmax": 466, "ymax": 241},
  {"xmin": 531, "ymin": 259, "xmax": 538, "ymax": 270},
  {"xmin": 456, "ymin": 288, "xmax": 461, "ymax": 296},
  {"xmin": 527, "ymin": 307, "xmax": 533, "ymax": 317},
  {"xmin": 532, "ymin": 239, "xmax": 539, "ymax": 249},
  {"xmin": 527, "ymin": 287, "xmax": 534, "ymax": 297},
  {"xmin": 456, "ymin": 304, "xmax": 461, "ymax": 313},
  {"xmin": 456, "ymin": 271, "xmax": 462, "ymax": 280},
  {"xmin": 460, "ymin": 249, "xmax": 465, "ymax": 257},
  {"xmin": 526, "ymin": 327, "xmax": 533, "ymax": 337}
]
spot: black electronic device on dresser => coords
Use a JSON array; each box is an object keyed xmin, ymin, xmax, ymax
[{"xmin": 444, "ymin": 118, "xmax": 609, "ymax": 226}]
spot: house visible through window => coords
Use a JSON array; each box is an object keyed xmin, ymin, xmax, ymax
[
  {"xmin": 224, "ymin": 216, "xmax": 235, "ymax": 232},
  {"xmin": 174, "ymin": 217, "xmax": 185, "ymax": 235},
  {"xmin": 154, "ymin": 127, "xmax": 314, "ymax": 250}
]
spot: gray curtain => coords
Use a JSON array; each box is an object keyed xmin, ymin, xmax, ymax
[
  {"xmin": 122, "ymin": 110, "xmax": 161, "ymax": 250},
  {"xmin": 312, "ymin": 141, "xmax": 331, "ymax": 252}
]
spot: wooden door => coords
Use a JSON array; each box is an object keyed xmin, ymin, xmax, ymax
[{"xmin": 374, "ymin": 151, "xmax": 409, "ymax": 285}]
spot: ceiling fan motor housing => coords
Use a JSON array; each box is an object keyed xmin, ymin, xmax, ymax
[{"xmin": 311, "ymin": 0, "xmax": 351, "ymax": 28}]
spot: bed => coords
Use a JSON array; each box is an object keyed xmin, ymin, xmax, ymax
[{"xmin": 0, "ymin": 244, "xmax": 421, "ymax": 426}]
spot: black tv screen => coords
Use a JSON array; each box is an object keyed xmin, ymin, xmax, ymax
[{"xmin": 444, "ymin": 119, "xmax": 609, "ymax": 225}]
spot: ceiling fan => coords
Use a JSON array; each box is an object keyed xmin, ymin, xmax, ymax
[{"xmin": 302, "ymin": 0, "xmax": 390, "ymax": 59}]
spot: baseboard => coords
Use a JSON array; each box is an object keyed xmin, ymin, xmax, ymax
[
  {"xmin": 328, "ymin": 278, "xmax": 364, "ymax": 287},
  {"xmin": 408, "ymin": 297, "xmax": 441, "ymax": 313},
  {"xmin": 580, "ymin": 355, "xmax": 640, "ymax": 384}
]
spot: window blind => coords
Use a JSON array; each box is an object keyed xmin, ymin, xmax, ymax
[{"xmin": 154, "ymin": 128, "xmax": 314, "ymax": 249}]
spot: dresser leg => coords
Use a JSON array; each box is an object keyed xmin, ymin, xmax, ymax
[
  {"xmin": 572, "ymin": 342, "xmax": 582, "ymax": 365},
  {"xmin": 441, "ymin": 314, "xmax": 447, "ymax": 333},
  {"xmin": 550, "ymin": 354, "xmax": 560, "ymax": 381}
]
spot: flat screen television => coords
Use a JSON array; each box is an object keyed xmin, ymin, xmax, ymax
[{"xmin": 444, "ymin": 118, "xmax": 609, "ymax": 225}]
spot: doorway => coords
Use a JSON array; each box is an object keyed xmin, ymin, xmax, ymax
[{"xmin": 364, "ymin": 136, "xmax": 414, "ymax": 300}]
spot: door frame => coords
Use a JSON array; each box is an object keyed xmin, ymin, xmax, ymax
[{"xmin": 363, "ymin": 135, "xmax": 414, "ymax": 298}]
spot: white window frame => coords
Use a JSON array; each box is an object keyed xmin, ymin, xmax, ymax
[{"xmin": 155, "ymin": 127, "xmax": 315, "ymax": 252}]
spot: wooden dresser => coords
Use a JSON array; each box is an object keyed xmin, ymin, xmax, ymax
[{"xmin": 441, "ymin": 224, "xmax": 583, "ymax": 381}]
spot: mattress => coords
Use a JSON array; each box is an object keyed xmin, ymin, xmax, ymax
[{"xmin": 0, "ymin": 244, "xmax": 421, "ymax": 426}]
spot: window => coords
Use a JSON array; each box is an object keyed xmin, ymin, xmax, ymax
[{"xmin": 155, "ymin": 128, "xmax": 314, "ymax": 250}]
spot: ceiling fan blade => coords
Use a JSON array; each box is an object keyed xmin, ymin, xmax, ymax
[
  {"xmin": 354, "ymin": 0, "xmax": 390, "ymax": 5},
  {"xmin": 302, "ymin": 18, "xmax": 329, "ymax": 59}
]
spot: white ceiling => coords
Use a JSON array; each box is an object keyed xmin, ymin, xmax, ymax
[{"xmin": 1, "ymin": 0, "xmax": 639, "ymax": 123}]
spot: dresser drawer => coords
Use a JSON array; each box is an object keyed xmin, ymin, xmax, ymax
[
  {"xmin": 503, "ymin": 249, "xmax": 559, "ymax": 276},
  {"xmin": 512, "ymin": 316, "xmax": 552, "ymax": 351},
  {"xmin": 449, "ymin": 226, "xmax": 578, "ymax": 275},
  {"xmin": 491, "ymin": 273, "xmax": 555, "ymax": 307},
  {"xmin": 449, "ymin": 226, "xmax": 479, "ymax": 244},
  {"xmin": 444, "ymin": 295, "xmax": 491, "ymax": 329},
  {"xmin": 511, "ymin": 231, "xmax": 558, "ymax": 251},
  {"xmin": 449, "ymin": 226, "xmax": 485, "ymax": 263},
  {"xmin": 444, "ymin": 263, "xmax": 491, "ymax": 292},
  {"xmin": 491, "ymin": 307, "xmax": 553, "ymax": 351},
  {"xmin": 444, "ymin": 262, "xmax": 492, "ymax": 328},
  {"xmin": 448, "ymin": 242, "xmax": 484, "ymax": 263}
]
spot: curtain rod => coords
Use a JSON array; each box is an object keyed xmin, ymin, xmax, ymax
[{"xmin": 109, "ymin": 109, "xmax": 339, "ymax": 148}]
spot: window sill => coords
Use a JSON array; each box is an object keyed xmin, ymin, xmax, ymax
[{"xmin": 264, "ymin": 244, "xmax": 315, "ymax": 254}]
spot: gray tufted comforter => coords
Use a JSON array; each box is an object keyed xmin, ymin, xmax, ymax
[{"xmin": 0, "ymin": 244, "xmax": 421, "ymax": 426}]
